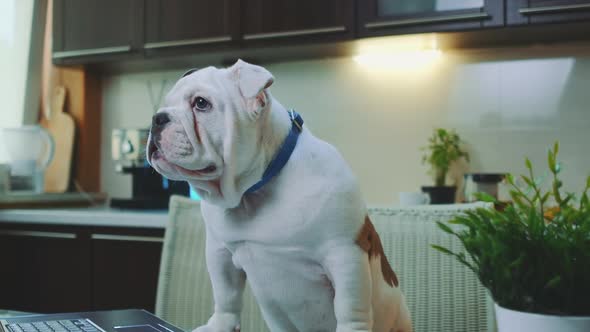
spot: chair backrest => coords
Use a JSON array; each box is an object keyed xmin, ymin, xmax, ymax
[
  {"xmin": 369, "ymin": 203, "xmax": 495, "ymax": 332},
  {"xmin": 156, "ymin": 196, "xmax": 494, "ymax": 332}
]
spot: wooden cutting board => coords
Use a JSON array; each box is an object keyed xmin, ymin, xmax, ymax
[{"xmin": 41, "ymin": 86, "xmax": 76, "ymax": 193}]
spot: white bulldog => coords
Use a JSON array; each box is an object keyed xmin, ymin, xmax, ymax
[{"xmin": 147, "ymin": 60, "xmax": 412, "ymax": 332}]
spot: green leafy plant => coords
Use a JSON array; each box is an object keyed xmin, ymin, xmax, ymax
[
  {"xmin": 422, "ymin": 128, "xmax": 469, "ymax": 186},
  {"xmin": 432, "ymin": 142, "xmax": 590, "ymax": 315}
]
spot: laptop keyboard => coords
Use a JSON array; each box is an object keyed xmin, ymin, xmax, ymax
[{"xmin": 6, "ymin": 319, "xmax": 99, "ymax": 332}]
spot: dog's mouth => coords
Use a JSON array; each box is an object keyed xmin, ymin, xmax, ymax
[{"xmin": 148, "ymin": 139, "xmax": 218, "ymax": 177}]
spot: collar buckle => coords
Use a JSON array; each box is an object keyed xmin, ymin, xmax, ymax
[{"xmin": 289, "ymin": 109, "xmax": 303, "ymax": 132}]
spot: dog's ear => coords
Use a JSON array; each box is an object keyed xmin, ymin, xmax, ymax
[
  {"xmin": 230, "ymin": 59, "xmax": 274, "ymax": 119},
  {"xmin": 231, "ymin": 59, "xmax": 274, "ymax": 98}
]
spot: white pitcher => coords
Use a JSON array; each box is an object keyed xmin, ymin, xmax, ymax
[{"xmin": 1, "ymin": 125, "xmax": 55, "ymax": 193}]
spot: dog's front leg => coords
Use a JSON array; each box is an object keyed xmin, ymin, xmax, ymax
[
  {"xmin": 194, "ymin": 229, "xmax": 246, "ymax": 332},
  {"xmin": 323, "ymin": 242, "xmax": 373, "ymax": 332}
]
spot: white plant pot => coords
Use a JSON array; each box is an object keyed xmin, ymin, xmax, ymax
[{"xmin": 495, "ymin": 303, "xmax": 590, "ymax": 332}]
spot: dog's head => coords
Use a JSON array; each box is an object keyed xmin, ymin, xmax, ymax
[{"xmin": 146, "ymin": 59, "xmax": 274, "ymax": 207}]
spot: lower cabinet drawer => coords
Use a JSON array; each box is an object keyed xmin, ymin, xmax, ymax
[
  {"xmin": 90, "ymin": 233, "xmax": 164, "ymax": 312},
  {"xmin": 0, "ymin": 229, "xmax": 91, "ymax": 313},
  {"xmin": 0, "ymin": 225, "xmax": 164, "ymax": 313}
]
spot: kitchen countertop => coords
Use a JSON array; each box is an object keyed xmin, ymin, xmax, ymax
[
  {"xmin": 0, "ymin": 203, "xmax": 489, "ymax": 229},
  {"xmin": 0, "ymin": 207, "xmax": 169, "ymax": 228}
]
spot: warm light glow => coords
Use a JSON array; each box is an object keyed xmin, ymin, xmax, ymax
[
  {"xmin": 353, "ymin": 49, "xmax": 442, "ymax": 69},
  {"xmin": 353, "ymin": 34, "xmax": 443, "ymax": 70}
]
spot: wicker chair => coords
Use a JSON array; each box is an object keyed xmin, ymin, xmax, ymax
[
  {"xmin": 155, "ymin": 196, "xmax": 267, "ymax": 331},
  {"xmin": 155, "ymin": 195, "xmax": 494, "ymax": 332}
]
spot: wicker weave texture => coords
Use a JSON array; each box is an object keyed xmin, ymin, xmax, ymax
[{"xmin": 369, "ymin": 204, "xmax": 494, "ymax": 332}]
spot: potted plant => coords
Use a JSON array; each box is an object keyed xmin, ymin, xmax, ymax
[
  {"xmin": 432, "ymin": 142, "xmax": 590, "ymax": 332},
  {"xmin": 421, "ymin": 128, "xmax": 469, "ymax": 204}
]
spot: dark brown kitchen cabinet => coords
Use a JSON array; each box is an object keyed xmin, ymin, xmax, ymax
[
  {"xmin": 52, "ymin": 0, "xmax": 142, "ymax": 63},
  {"xmin": 0, "ymin": 227, "xmax": 91, "ymax": 313},
  {"xmin": 143, "ymin": 0, "xmax": 238, "ymax": 55},
  {"xmin": 507, "ymin": 0, "xmax": 590, "ymax": 25},
  {"xmin": 241, "ymin": 0, "xmax": 355, "ymax": 45},
  {"xmin": 91, "ymin": 229, "xmax": 163, "ymax": 312},
  {"xmin": 357, "ymin": 0, "xmax": 504, "ymax": 37},
  {"xmin": 0, "ymin": 223, "xmax": 163, "ymax": 314},
  {"xmin": 51, "ymin": 0, "xmax": 590, "ymax": 66}
]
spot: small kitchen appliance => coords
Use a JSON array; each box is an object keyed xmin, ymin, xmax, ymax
[
  {"xmin": 1, "ymin": 125, "xmax": 55, "ymax": 194},
  {"xmin": 110, "ymin": 128, "xmax": 189, "ymax": 209}
]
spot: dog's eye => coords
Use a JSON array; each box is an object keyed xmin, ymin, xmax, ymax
[{"xmin": 192, "ymin": 96, "xmax": 211, "ymax": 111}]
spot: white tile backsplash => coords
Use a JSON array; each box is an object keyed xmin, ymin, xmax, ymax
[{"xmin": 100, "ymin": 45, "xmax": 590, "ymax": 205}]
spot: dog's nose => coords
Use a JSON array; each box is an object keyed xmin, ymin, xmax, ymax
[{"xmin": 152, "ymin": 112, "xmax": 171, "ymax": 129}]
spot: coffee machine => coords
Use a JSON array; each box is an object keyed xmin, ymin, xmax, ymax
[{"xmin": 110, "ymin": 128, "xmax": 189, "ymax": 209}]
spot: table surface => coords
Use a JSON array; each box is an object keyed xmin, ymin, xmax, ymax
[{"xmin": 0, "ymin": 309, "xmax": 35, "ymax": 318}]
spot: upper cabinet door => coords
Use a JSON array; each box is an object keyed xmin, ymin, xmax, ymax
[
  {"xmin": 507, "ymin": 0, "xmax": 590, "ymax": 25},
  {"xmin": 358, "ymin": 0, "xmax": 504, "ymax": 37},
  {"xmin": 241, "ymin": 0, "xmax": 354, "ymax": 44},
  {"xmin": 53, "ymin": 0, "xmax": 140, "ymax": 62},
  {"xmin": 144, "ymin": 0, "xmax": 237, "ymax": 53}
]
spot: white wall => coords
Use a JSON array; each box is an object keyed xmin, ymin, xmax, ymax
[
  {"xmin": 101, "ymin": 43, "xmax": 590, "ymax": 205},
  {"xmin": 0, "ymin": 0, "xmax": 36, "ymax": 163}
]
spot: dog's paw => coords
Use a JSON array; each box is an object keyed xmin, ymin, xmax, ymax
[{"xmin": 192, "ymin": 313, "xmax": 240, "ymax": 332}]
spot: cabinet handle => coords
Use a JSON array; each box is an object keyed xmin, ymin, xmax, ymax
[
  {"xmin": 365, "ymin": 12, "xmax": 490, "ymax": 29},
  {"xmin": 91, "ymin": 234, "xmax": 163, "ymax": 243},
  {"xmin": 519, "ymin": 3, "xmax": 590, "ymax": 15},
  {"xmin": 0, "ymin": 230, "xmax": 76, "ymax": 239},
  {"xmin": 144, "ymin": 36, "xmax": 232, "ymax": 49},
  {"xmin": 243, "ymin": 26, "xmax": 347, "ymax": 40},
  {"xmin": 53, "ymin": 45, "xmax": 132, "ymax": 59}
]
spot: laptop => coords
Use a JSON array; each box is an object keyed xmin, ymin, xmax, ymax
[{"xmin": 0, "ymin": 309, "xmax": 184, "ymax": 332}]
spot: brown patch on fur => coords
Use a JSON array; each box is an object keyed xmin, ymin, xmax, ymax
[{"xmin": 355, "ymin": 215, "xmax": 399, "ymax": 287}]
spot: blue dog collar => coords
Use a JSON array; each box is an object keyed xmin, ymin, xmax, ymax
[{"xmin": 245, "ymin": 109, "xmax": 303, "ymax": 194}]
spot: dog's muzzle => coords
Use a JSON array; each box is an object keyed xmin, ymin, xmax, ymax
[
  {"xmin": 151, "ymin": 112, "xmax": 171, "ymax": 136},
  {"xmin": 147, "ymin": 111, "xmax": 219, "ymax": 178},
  {"xmin": 147, "ymin": 112, "xmax": 171, "ymax": 164}
]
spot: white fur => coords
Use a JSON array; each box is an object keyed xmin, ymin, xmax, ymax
[{"xmin": 147, "ymin": 60, "xmax": 412, "ymax": 332}]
